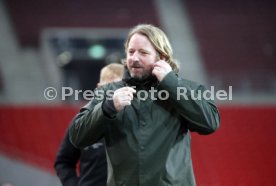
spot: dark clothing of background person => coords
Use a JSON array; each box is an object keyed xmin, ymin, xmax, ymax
[
  {"xmin": 54, "ymin": 63, "xmax": 124, "ymax": 186},
  {"xmin": 55, "ymin": 129, "xmax": 107, "ymax": 186}
]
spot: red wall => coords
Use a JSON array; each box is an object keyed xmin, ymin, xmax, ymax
[
  {"xmin": 0, "ymin": 105, "xmax": 79, "ymax": 172},
  {"xmin": 0, "ymin": 105, "xmax": 276, "ymax": 185},
  {"xmin": 192, "ymin": 105, "xmax": 276, "ymax": 186}
]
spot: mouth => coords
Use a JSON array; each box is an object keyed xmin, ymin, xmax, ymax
[
  {"xmin": 131, "ymin": 61, "xmax": 143, "ymax": 68},
  {"xmin": 131, "ymin": 65, "xmax": 143, "ymax": 70},
  {"xmin": 130, "ymin": 66, "xmax": 143, "ymax": 75},
  {"xmin": 132, "ymin": 67, "xmax": 143, "ymax": 72},
  {"xmin": 131, "ymin": 63, "xmax": 142, "ymax": 68},
  {"xmin": 132, "ymin": 66, "xmax": 142, "ymax": 69}
]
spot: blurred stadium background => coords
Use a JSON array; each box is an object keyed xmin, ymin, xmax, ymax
[{"xmin": 0, "ymin": 0, "xmax": 275, "ymax": 185}]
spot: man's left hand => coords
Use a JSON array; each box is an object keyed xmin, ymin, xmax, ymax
[{"xmin": 152, "ymin": 60, "xmax": 172, "ymax": 82}]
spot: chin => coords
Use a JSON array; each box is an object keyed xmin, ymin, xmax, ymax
[
  {"xmin": 131, "ymin": 74, "xmax": 143, "ymax": 80},
  {"xmin": 131, "ymin": 73, "xmax": 150, "ymax": 81}
]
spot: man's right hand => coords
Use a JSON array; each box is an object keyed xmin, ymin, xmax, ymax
[{"xmin": 113, "ymin": 87, "xmax": 136, "ymax": 112}]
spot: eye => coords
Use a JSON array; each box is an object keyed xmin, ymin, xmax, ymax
[
  {"xmin": 128, "ymin": 50, "xmax": 134, "ymax": 55},
  {"xmin": 140, "ymin": 50, "xmax": 148, "ymax": 55}
]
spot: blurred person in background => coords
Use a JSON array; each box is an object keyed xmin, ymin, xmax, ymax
[
  {"xmin": 0, "ymin": 182, "xmax": 13, "ymax": 186},
  {"xmin": 55, "ymin": 63, "xmax": 124, "ymax": 186},
  {"xmin": 69, "ymin": 24, "xmax": 220, "ymax": 186}
]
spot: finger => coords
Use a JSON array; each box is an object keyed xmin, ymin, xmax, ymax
[
  {"xmin": 156, "ymin": 61, "xmax": 172, "ymax": 73},
  {"xmin": 152, "ymin": 67, "xmax": 159, "ymax": 75},
  {"xmin": 125, "ymin": 87, "xmax": 136, "ymax": 94},
  {"xmin": 123, "ymin": 92, "xmax": 133, "ymax": 100},
  {"xmin": 118, "ymin": 87, "xmax": 136, "ymax": 95},
  {"xmin": 154, "ymin": 60, "xmax": 166, "ymax": 67},
  {"xmin": 117, "ymin": 100, "xmax": 131, "ymax": 110},
  {"xmin": 123, "ymin": 100, "xmax": 132, "ymax": 106},
  {"xmin": 120, "ymin": 94, "xmax": 131, "ymax": 101},
  {"xmin": 128, "ymin": 92, "xmax": 135, "ymax": 100}
]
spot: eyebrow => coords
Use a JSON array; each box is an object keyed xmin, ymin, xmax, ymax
[
  {"xmin": 139, "ymin": 49, "xmax": 150, "ymax": 53},
  {"xmin": 127, "ymin": 47, "xmax": 156, "ymax": 55}
]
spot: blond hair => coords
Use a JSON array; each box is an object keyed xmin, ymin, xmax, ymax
[
  {"xmin": 124, "ymin": 24, "xmax": 179, "ymax": 72},
  {"xmin": 99, "ymin": 63, "xmax": 124, "ymax": 86}
]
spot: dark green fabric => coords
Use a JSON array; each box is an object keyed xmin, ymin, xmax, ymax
[{"xmin": 69, "ymin": 71, "xmax": 220, "ymax": 186}]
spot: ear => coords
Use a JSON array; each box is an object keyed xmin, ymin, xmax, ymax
[{"xmin": 159, "ymin": 54, "xmax": 167, "ymax": 61}]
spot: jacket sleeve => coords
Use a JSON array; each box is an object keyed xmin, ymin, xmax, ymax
[
  {"xmin": 158, "ymin": 72, "xmax": 220, "ymax": 134},
  {"xmin": 54, "ymin": 129, "xmax": 80, "ymax": 186},
  {"xmin": 69, "ymin": 88, "xmax": 114, "ymax": 149}
]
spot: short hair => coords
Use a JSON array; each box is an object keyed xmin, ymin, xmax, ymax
[
  {"xmin": 123, "ymin": 24, "xmax": 179, "ymax": 72},
  {"xmin": 99, "ymin": 63, "xmax": 124, "ymax": 85}
]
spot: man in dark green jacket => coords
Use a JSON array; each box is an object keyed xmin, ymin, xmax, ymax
[{"xmin": 69, "ymin": 24, "xmax": 220, "ymax": 186}]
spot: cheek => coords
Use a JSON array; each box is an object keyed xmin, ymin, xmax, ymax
[
  {"xmin": 145, "ymin": 57, "xmax": 156, "ymax": 66},
  {"xmin": 126, "ymin": 59, "xmax": 132, "ymax": 68},
  {"xmin": 126, "ymin": 55, "xmax": 133, "ymax": 63},
  {"xmin": 144, "ymin": 62, "xmax": 154, "ymax": 72}
]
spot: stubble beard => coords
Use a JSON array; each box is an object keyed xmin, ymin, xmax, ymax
[{"xmin": 129, "ymin": 68, "xmax": 153, "ymax": 81}]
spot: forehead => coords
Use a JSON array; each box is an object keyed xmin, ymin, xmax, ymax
[{"xmin": 128, "ymin": 33, "xmax": 154, "ymax": 49}]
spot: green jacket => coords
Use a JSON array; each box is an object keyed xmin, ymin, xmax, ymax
[{"xmin": 69, "ymin": 71, "xmax": 220, "ymax": 186}]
